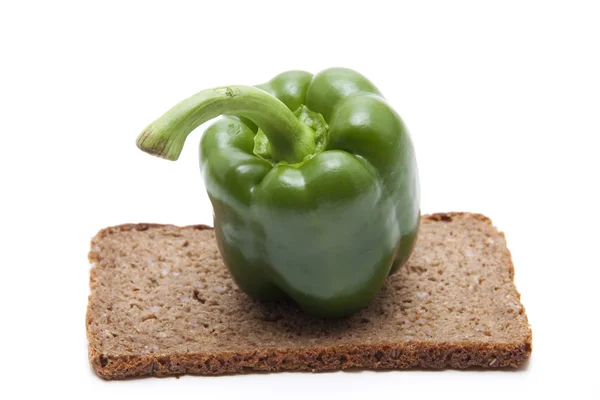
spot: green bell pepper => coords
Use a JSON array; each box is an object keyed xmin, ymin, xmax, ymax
[{"xmin": 136, "ymin": 67, "xmax": 420, "ymax": 318}]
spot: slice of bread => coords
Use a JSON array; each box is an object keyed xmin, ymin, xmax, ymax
[{"xmin": 86, "ymin": 212, "xmax": 531, "ymax": 379}]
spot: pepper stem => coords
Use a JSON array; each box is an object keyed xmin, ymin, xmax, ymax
[{"xmin": 136, "ymin": 86, "xmax": 315, "ymax": 163}]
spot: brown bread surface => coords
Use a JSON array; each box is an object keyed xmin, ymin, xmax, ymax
[{"xmin": 86, "ymin": 212, "xmax": 531, "ymax": 379}]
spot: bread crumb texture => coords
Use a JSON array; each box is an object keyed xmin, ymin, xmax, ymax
[{"xmin": 86, "ymin": 213, "xmax": 531, "ymax": 379}]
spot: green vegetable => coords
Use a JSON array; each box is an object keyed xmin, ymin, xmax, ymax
[{"xmin": 136, "ymin": 68, "xmax": 420, "ymax": 318}]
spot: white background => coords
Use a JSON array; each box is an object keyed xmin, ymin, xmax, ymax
[{"xmin": 1, "ymin": 0, "xmax": 599, "ymax": 398}]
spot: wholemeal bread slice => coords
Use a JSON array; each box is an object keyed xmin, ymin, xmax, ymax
[{"xmin": 86, "ymin": 212, "xmax": 531, "ymax": 379}]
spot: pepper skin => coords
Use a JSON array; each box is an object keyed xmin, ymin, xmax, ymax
[{"xmin": 137, "ymin": 68, "xmax": 420, "ymax": 318}]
